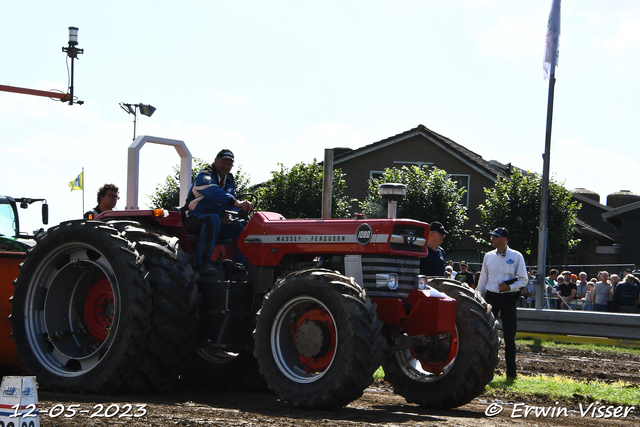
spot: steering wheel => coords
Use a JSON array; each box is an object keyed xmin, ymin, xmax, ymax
[
  {"xmin": 223, "ymin": 192, "xmax": 259, "ymax": 222},
  {"xmin": 236, "ymin": 192, "xmax": 259, "ymax": 213}
]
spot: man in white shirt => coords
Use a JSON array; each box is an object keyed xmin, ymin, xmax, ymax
[{"xmin": 477, "ymin": 227, "xmax": 527, "ymax": 380}]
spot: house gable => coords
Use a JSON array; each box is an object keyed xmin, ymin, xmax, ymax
[{"xmin": 332, "ymin": 124, "xmax": 508, "ymax": 260}]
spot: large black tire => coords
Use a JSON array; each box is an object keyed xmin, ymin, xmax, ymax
[
  {"xmin": 10, "ymin": 220, "xmax": 199, "ymax": 393},
  {"xmin": 106, "ymin": 220, "xmax": 201, "ymax": 392},
  {"xmin": 381, "ymin": 278, "xmax": 499, "ymax": 409},
  {"xmin": 254, "ymin": 269, "xmax": 384, "ymax": 409}
]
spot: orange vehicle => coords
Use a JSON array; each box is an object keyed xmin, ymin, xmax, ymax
[{"xmin": 0, "ymin": 196, "xmax": 48, "ymax": 373}]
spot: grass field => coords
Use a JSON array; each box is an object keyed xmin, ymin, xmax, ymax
[{"xmin": 374, "ymin": 339, "xmax": 640, "ymax": 407}]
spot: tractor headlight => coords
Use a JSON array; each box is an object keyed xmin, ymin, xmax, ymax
[
  {"xmin": 416, "ymin": 275, "xmax": 429, "ymax": 292},
  {"xmin": 376, "ymin": 273, "xmax": 399, "ymax": 290}
]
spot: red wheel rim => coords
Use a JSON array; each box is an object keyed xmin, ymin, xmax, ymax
[
  {"xmin": 414, "ymin": 328, "xmax": 458, "ymax": 374},
  {"xmin": 291, "ymin": 307, "xmax": 336, "ymax": 374},
  {"xmin": 83, "ymin": 278, "xmax": 114, "ymax": 343}
]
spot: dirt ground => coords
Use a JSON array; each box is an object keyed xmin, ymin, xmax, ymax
[{"xmin": 32, "ymin": 344, "xmax": 640, "ymax": 426}]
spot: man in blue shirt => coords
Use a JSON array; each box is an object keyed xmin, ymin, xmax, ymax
[{"xmin": 181, "ymin": 149, "xmax": 254, "ymax": 276}]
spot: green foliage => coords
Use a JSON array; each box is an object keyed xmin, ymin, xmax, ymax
[
  {"xmin": 476, "ymin": 170, "xmax": 580, "ymax": 264},
  {"xmin": 359, "ymin": 165, "xmax": 469, "ymax": 253},
  {"xmin": 255, "ymin": 160, "xmax": 354, "ymax": 219},
  {"xmin": 147, "ymin": 158, "xmax": 251, "ymax": 209}
]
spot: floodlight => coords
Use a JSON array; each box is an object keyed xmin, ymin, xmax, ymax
[
  {"xmin": 139, "ymin": 104, "xmax": 156, "ymax": 117},
  {"xmin": 120, "ymin": 102, "xmax": 157, "ymax": 140}
]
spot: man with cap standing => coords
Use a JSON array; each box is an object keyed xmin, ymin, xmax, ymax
[
  {"xmin": 456, "ymin": 261, "xmax": 476, "ymax": 289},
  {"xmin": 181, "ymin": 149, "xmax": 254, "ymax": 276},
  {"xmin": 477, "ymin": 227, "xmax": 527, "ymax": 380},
  {"xmin": 419, "ymin": 221, "xmax": 448, "ymax": 277}
]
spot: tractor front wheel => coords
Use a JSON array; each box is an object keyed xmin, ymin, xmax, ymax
[
  {"xmin": 381, "ymin": 279, "xmax": 499, "ymax": 409},
  {"xmin": 254, "ymin": 269, "xmax": 383, "ymax": 408}
]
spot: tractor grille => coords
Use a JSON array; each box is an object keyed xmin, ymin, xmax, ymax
[{"xmin": 361, "ymin": 255, "xmax": 421, "ymax": 299}]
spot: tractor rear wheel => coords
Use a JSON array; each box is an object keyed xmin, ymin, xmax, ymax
[
  {"xmin": 381, "ymin": 279, "xmax": 499, "ymax": 409},
  {"xmin": 254, "ymin": 269, "xmax": 383, "ymax": 409},
  {"xmin": 11, "ymin": 220, "xmax": 199, "ymax": 393},
  {"xmin": 106, "ymin": 220, "xmax": 201, "ymax": 392}
]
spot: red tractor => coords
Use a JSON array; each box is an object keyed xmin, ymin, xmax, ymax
[{"xmin": 10, "ymin": 184, "xmax": 499, "ymax": 409}]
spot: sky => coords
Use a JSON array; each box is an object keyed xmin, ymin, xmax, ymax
[{"xmin": 2, "ymin": 0, "xmax": 640, "ymax": 233}]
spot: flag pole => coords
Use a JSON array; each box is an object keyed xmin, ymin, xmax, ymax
[
  {"xmin": 535, "ymin": 73, "xmax": 556, "ymax": 309},
  {"xmin": 536, "ymin": 0, "xmax": 560, "ymax": 309},
  {"xmin": 82, "ymin": 167, "xmax": 85, "ymax": 215}
]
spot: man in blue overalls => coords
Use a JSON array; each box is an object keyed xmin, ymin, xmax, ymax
[{"xmin": 181, "ymin": 149, "xmax": 254, "ymax": 276}]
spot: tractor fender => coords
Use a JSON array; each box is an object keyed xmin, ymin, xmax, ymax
[{"xmin": 371, "ymin": 288, "xmax": 457, "ymax": 337}]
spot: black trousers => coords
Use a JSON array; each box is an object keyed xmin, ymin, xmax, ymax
[{"xmin": 484, "ymin": 291, "xmax": 518, "ymax": 377}]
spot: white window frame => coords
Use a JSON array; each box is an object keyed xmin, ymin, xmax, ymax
[{"xmin": 448, "ymin": 174, "xmax": 470, "ymax": 207}]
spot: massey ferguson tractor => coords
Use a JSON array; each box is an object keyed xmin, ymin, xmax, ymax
[{"xmin": 9, "ymin": 183, "xmax": 499, "ymax": 409}]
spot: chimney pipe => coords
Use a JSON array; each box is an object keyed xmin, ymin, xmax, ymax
[{"xmin": 379, "ymin": 183, "xmax": 407, "ymax": 219}]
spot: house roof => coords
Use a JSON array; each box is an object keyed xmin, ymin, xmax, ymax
[
  {"xmin": 331, "ymin": 124, "xmax": 509, "ymax": 182},
  {"xmin": 571, "ymin": 192, "xmax": 612, "ymax": 211},
  {"xmin": 602, "ymin": 200, "xmax": 640, "ymax": 228},
  {"xmin": 573, "ymin": 218, "xmax": 616, "ymax": 244}
]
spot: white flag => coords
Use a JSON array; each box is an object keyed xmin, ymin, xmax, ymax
[{"xmin": 543, "ymin": 0, "xmax": 561, "ymax": 79}]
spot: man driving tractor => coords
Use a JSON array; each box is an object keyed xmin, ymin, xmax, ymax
[{"xmin": 181, "ymin": 149, "xmax": 254, "ymax": 276}]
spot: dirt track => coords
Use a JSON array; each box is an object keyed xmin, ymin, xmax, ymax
[{"xmin": 32, "ymin": 344, "xmax": 640, "ymax": 426}]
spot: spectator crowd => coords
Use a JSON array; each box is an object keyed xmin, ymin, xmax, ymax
[{"xmin": 445, "ymin": 262, "xmax": 640, "ymax": 314}]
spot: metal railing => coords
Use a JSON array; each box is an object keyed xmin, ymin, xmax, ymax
[{"xmin": 513, "ymin": 308, "xmax": 640, "ymax": 341}]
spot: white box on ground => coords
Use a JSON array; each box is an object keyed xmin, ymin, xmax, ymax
[{"xmin": 0, "ymin": 376, "xmax": 39, "ymax": 427}]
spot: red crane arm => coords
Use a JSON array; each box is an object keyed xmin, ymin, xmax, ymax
[{"xmin": 0, "ymin": 84, "xmax": 71, "ymax": 102}]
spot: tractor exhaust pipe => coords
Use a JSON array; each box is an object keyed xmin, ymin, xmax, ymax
[
  {"xmin": 378, "ymin": 183, "xmax": 407, "ymax": 219},
  {"xmin": 322, "ymin": 149, "xmax": 333, "ymax": 219}
]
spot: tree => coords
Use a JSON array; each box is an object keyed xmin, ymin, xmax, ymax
[
  {"xmin": 255, "ymin": 160, "xmax": 354, "ymax": 218},
  {"xmin": 358, "ymin": 165, "xmax": 469, "ymax": 253},
  {"xmin": 147, "ymin": 158, "xmax": 251, "ymax": 209},
  {"xmin": 476, "ymin": 169, "xmax": 580, "ymax": 264}
]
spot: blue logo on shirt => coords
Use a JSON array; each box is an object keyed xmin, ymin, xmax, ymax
[{"xmin": 506, "ymin": 258, "xmax": 515, "ymax": 265}]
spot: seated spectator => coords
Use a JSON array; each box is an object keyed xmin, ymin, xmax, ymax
[
  {"xmin": 611, "ymin": 274, "xmax": 640, "ymax": 313},
  {"xmin": 553, "ymin": 275, "xmax": 567, "ymax": 309},
  {"xmin": 557, "ymin": 270, "xmax": 577, "ymax": 310}
]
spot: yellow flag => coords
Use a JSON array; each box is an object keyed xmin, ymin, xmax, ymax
[{"xmin": 68, "ymin": 171, "xmax": 84, "ymax": 191}]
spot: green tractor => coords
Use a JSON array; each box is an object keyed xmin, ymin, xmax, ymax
[
  {"xmin": 0, "ymin": 195, "xmax": 48, "ymax": 373},
  {"xmin": 0, "ymin": 196, "xmax": 48, "ymax": 252}
]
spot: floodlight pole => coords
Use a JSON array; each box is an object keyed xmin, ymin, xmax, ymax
[
  {"xmin": 0, "ymin": 26, "xmax": 83, "ymax": 105},
  {"xmin": 120, "ymin": 103, "xmax": 156, "ymax": 141},
  {"xmin": 132, "ymin": 105, "xmax": 139, "ymax": 141},
  {"xmin": 61, "ymin": 27, "xmax": 84, "ymax": 105}
]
